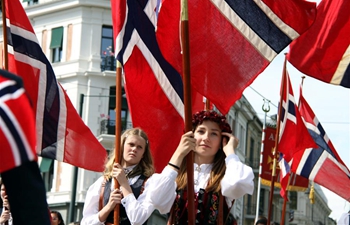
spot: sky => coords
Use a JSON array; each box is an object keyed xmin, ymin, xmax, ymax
[{"xmin": 242, "ymin": 51, "xmax": 350, "ymax": 221}]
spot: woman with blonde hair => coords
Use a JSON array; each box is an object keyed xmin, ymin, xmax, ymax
[{"xmin": 81, "ymin": 128, "xmax": 177, "ymax": 225}]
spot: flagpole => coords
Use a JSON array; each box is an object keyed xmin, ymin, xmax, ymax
[
  {"xmin": 267, "ymin": 56, "xmax": 288, "ymax": 224},
  {"xmin": 280, "ymin": 174, "xmax": 291, "ymax": 225},
  {"xmin": 255, "ymin": 99, "xmax": 270, "ymax": 222},
  {"xmin": 180, "ymin": 0, "xmax": 195, "ymax": 224},
  {"xmin": 2, "ymin": 0, "xmax": 8, "ymax": 70},
  {"xmin": 113, "ymin": 62, "xmax": 122, "ymax": 225},
  {"xmin": 205, "ymin": 97, "xmax": 210, "ymax": 110}
]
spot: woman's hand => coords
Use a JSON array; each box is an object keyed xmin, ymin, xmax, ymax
[
  {"xmin": 106, "ymin": 188, "xmax": 122, "ymax": 211},
  {"xmin": 112, "ymin": 163, "xmax": 128, "ymax": 186},
  {"xmin": 112, "ymin": 163, "xmax": 133, "ymax": 197},
  {"xmin": 168, "ymin": 131, "xmax": 196, "ymax": 170},
  {"xmin": 222, "ymin": 132, "xmax": 239, "ymax": 156},
  {"xmin": 2, "ymin": 195, "xmax": 10, "ymax": 210},
  {"xmin": 0, "ymin": 208, "xmax": 10, "ymax": 223}
]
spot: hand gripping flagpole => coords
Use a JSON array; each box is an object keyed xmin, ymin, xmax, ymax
[
  {"xmin": 181, "ymin": 0, "xmax": 195, "ymax": 224},
  {"xmin": 255, "ymin": 99, "xmax": 270, "ymax": 223}
]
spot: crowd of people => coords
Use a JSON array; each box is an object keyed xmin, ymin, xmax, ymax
[
  {"xmin": 11, "ymin": 110, "xmax": 345, "ymax": 224},
  {"xmin": 78, "ymin": 110, "xmax": 254, "ymax": 224},
  {"xmin": 2, "ymin": 110, "xmax": 348, "ymax": 224}
]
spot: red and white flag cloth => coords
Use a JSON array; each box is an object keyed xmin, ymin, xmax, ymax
[
  {"xmin": 4, "ymin": 0, "xmax": 106, "ymax": 172},
  {"xmin": 278, "ymin": 66, "xmax": 316, "ymax": 163},
  {"xmin": 156, "ymin": 0, "xmax": 316, "ymax": 114},
  {"xmin": 277, "ymin": 62, "xmax": 316, "ymax": 198},
  {"xmin": 0, "ymin": 69, "xmax": 50, "ymax": 224},
  {"xmin": 291, "ymin": 88, "xmax": 350, "ymax": 201},
  {"xmin": 111, "ymin": 0, "xmax": 316, "ymax": 170},
  {"xmin": 112, "ymin": 0, "xmax": 185, "ymax": 171},
  {"xmin": 0, "ymin": 70, "xmax": 36, "ymax": 173},
  {"xmin": 287, "ymin": 0, "xmax": 350, "ymax": 88}
]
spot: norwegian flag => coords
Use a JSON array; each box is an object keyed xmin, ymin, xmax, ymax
[
  {"xmin": 0, "ymin": 70, "xmax": 51, "ymax": 224},
  {"xmin": 4, "ymin": 0, "xmax": 106, "ymax": 172},
  {"xmin": 291, "ymin": 88, "xmax": 350, "ymax": 201},
  {"xmin": 278, "ymin": 153, "xmax": 290, "ymax": 200},
  {"xmin": 0, "ymin": 70, "xmax": 36, "ymax": 173},
  {"xmin": 156, "ymin": 0, "xmax": 316, "ymax": 114},
  {"xmin": 287, "ymin": 0, "xmax": 350, "ymax": 88},
  {"xmin": 111, "ymin": 0, "xmax": 185, "ymax": 172},
  {"xmin": 277, "ymin": 62, "xmax": 316, "ymax": 198},
  {"xmin": 278, "ymin": 65, "xmax": 316, "ymax": 163}
]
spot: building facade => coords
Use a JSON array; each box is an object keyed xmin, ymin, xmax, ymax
[{"xmin": 0, "ymin": 0, "xmax": 332, "ymax": 224}]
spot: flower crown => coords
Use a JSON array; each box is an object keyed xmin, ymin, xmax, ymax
[{"xmin": 192, "ymin": 110, "xmax": 232, "ymax": 133}]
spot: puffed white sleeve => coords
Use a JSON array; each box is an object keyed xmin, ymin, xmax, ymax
[
  {"xmin": 120, "ymin": 166, "xmax": 178, "ymax": 225},
  {"xmin": 221, "ymin": 154, "xmax": 254, "ymax": 207},
  {"xmin": 81, "ymin": 177, "xmax": 105, "ymax": 225}
]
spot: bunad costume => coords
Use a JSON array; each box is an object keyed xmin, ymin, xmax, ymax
[
  {"xmin": 81, "ymin": 165, "xmax": 177, "ymax": 225},
  {"xmin": 168, "ymin": 154, "xmax": 254, "ymax": 225}
]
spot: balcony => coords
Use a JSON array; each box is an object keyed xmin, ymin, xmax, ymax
[
  {"xmin": 101, "ymin": 56, "xmax": 116, "ymax": 71},
  {"xmin": 100, "ymin": 119, "xmax": 130, "ymax": 135}
]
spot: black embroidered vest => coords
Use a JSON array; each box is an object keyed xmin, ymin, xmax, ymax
[
  {"xmin": 170, "ymin": 189, "xmax": 235, "ymax": 225},
  {"xmin": 103, "ymin": 175, "xmax": 148, "ymax": 225}
]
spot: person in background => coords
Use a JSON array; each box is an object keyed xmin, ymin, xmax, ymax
[
  {"xmin": 0, "ymin": 178, "xmax": 12, "ymax": 225},
  {"xmin": 255, "ymin": 216, "xmax": 267, "ymax": 225},
  {"xmin": 50, "ymin": 210, "xmax": 65, "ymax": 225},
  {"xmin": 68, "ymin": 222, "xmax": 80, "ymax": 225},
  {"xmin": 81, "ymin": 128, "xmax": 176, "ymax": 225},
  {"xmin": 167, "ymin": 110, "xmax": 255, "ymax": 224}
]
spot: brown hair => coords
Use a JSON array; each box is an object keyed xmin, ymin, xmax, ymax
[
  {"xmin": 176, "ymin": 110, "xmax": 232, "ymax": 192},
  {"xmin": 103, "ymin": 128, "xmax": 154, "ymax": 179}
]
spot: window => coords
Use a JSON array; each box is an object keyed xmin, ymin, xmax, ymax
[
  {"xmin": 108, "ymin": 86, "xmax": 128, "ymax": 134},
  {"xmin": 50, "ymin": 27, "xmax": 63, "ymax": 63},
  {"xmin": 39, "ymin": 158, "xmax": 54, "ymax": 192},
  {"xmin": 101, "ymin": 26, "xmax": 115, "ymax": 71},
  {"xmin": 249, "ymin": 137, "xmax": 256, "ymax": 168},
  {"xmin": 259, "ymin": 189, "xmax": 265, "ymax": 214},
  {"xmin": 237, "ymin": 124, "xmax": 245, "ymax": 152},
  {"xmin": 289, "ymin": 191, "xmax": 298, "ymax": 209},
  {"xmin": 23, "ymin": 0, "xmax": 39, "ymax": 5}
]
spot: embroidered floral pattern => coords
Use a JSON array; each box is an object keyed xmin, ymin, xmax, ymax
[
  {"xmin": 173, "ymin": 189, "xmax": 225, "ymax": 225},
  {"xmin": 208, "ymin": 192, "xmax": 220, "ymax": 224}
]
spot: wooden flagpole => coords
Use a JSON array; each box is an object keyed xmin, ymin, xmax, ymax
[
  {"xmin": 205, "ymin": 97, "xmax": 210, "ymax": 110},
  {"xmin": 2, "ymin": 0, "xmax": 8, "ymax": 70},
  {"xmin": 267, "ymin": 56, "xmax": 288, "ymax": 224},
  {"xmin": 1, "ymin": 0, "xmax": 8, "ymax": 183},
  {"xmin": 113, "ymin": 62, "xmax": 122, "ymax": 225},
  {"xmin": 280, "ymin": 180, "xmax": 289, "ymax": 225},
  {"xmin": 181, "ymin": 0, "xmax": 195, "ymax": 224}
]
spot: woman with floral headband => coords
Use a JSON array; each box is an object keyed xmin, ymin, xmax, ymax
[
  {"xmin": 81, "ymin": 128, "xmax": 177, "ymax": 225},
  {"xmin": 166, "ymin": 110, "xmax": 255, "ymax": 224}
]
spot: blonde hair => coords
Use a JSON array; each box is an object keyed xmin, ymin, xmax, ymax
[{"xmin": 103, "ymin": 128, "xmax": 155, "ymax": 180}]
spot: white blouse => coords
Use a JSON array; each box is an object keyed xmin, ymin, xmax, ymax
[
  {"xmin": 81, "ymin": 167, "xmax": 177, "ymax": 225},
  {"xmin": 81, "ymin": 153, "xmax": 254, "ymax": 225},
  {"xmin": 0, "ymin": 207, "xmax": 13, "ymax": 225},
  {"xmin": 193, "ymin": 154, "xmax": 254, "ymax": 207}
]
